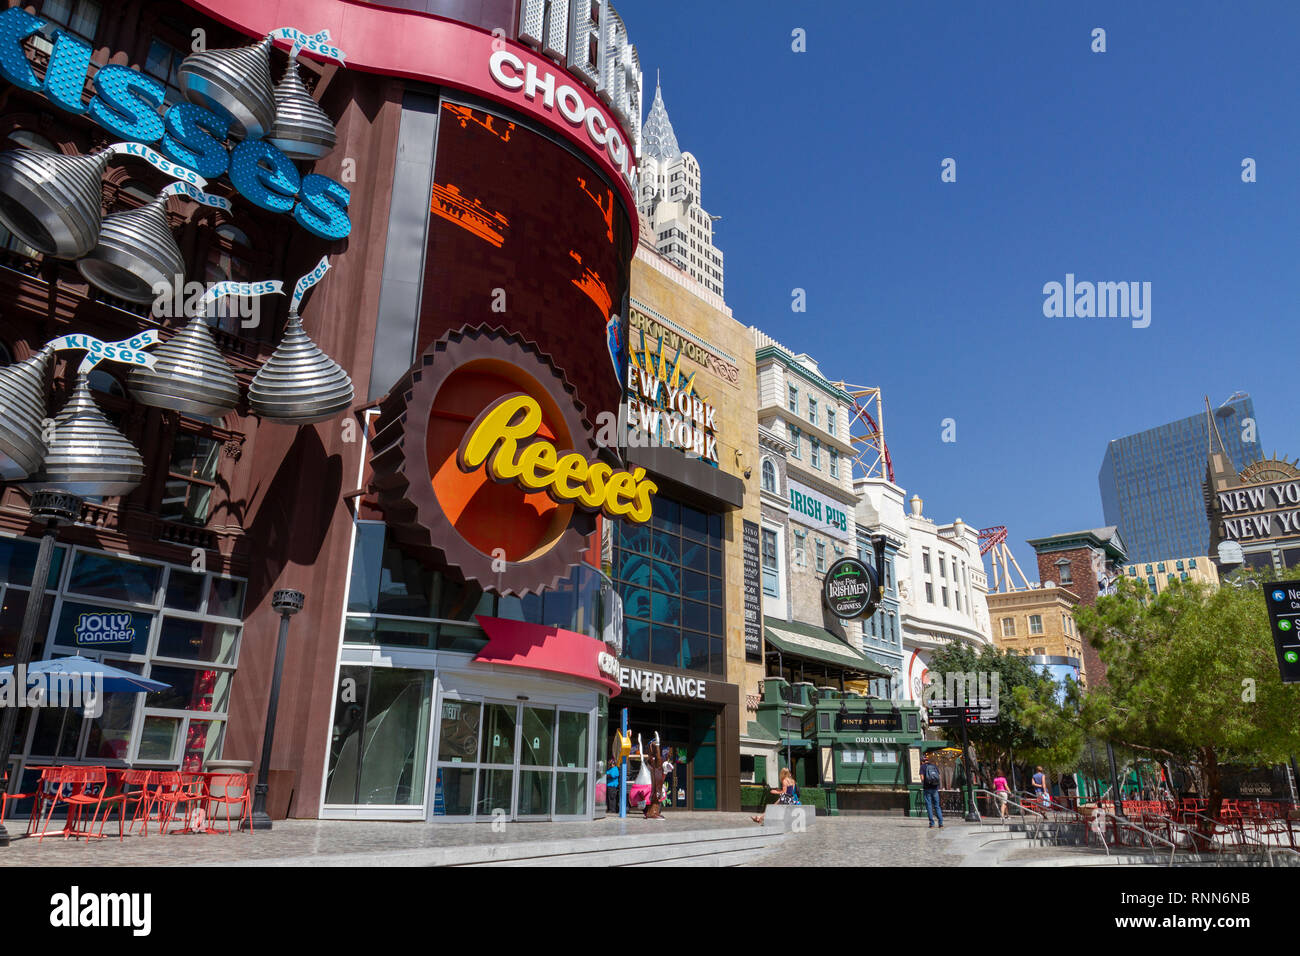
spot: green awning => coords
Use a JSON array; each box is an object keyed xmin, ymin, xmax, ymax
[
  {"xmin": 745, "ymin": 721, "xmax": 780, "ymax": 742},
  {"xmin": 764, "ymin": 616, "xmax": 891, "ymax": 678}
]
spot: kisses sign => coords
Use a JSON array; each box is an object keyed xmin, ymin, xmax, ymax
[{"xmin": 0, "ymin": 7, "xmax": 351, "ymax": 239}]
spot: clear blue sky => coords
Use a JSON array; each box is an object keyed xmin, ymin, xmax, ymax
[{"xmin": 625, "ymin": 0, "xmax": 1300, "ymax": 578}]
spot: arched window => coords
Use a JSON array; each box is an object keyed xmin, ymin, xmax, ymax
[{"xmin": 760, "ymin": 458, "xmax": 776, "ymax": 493}]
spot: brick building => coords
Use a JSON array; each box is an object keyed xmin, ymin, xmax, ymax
[{"xmin": 1025, "ymin": 527, "xmax": 1128, "ymax": 685}]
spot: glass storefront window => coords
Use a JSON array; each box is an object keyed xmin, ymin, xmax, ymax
[
  {"xmin": 0, "ymin": 538, "xmax": 65, "ymax": 590},
  {"xmin": 436, "ymin": 767, "xmax": 475, "ymax": 815},
  {"xmin": 145, "ymin": 665, "xmax": 230, "ymax": 713},
  {"xmin": 138, "ymin": 716, "xmax": 182, "ymax": 761},
  {"xmin": 481, "ymin": 703, "xmax": 517, "ymax": 765},
  {"xmin": 155, "ymin": 617, "xmax": 239, "ymax": 665},
  {"xmin": 518, "ymin": 770, "xmax": 552, "ymax": 816},
  {"xmin": 477, "ymin": 768, "xmax": 513, "ymax": 815},
  {"xmin": 181, "ymin": 719, "xmax": 225, "ymax": 772},
  {"xmin": 207, "ymin": 577, "xmax": 246, "ymax": 619},
  {"xmin": 164, "ymin": 569, "xmax": 206, "ymax": 612},
  {"xmin": 2, "ymin": 539, "xmax": 243, "ymax": 773},
  {"xmin": 29, "ymin": 705, "xmax": 83, "ymax": 759},
  {"xmin": 437, "ymin": 698, "xmax": 480, "ymax": 763},
  {"xmin": 520, "ymin": 707, "xmax": 554, "ymax": 766},
  {"xmin": 325, "ymin": 666, "xmax": 433, "ymax": 805},
  {"xmin": 557, "ymin": 710, "xmax": 589, "ymax": 769},
  {"xmin": 555, "ymin": 772, "xmax": 587, "ymax": 816},
  {"xmin": 67, "ymin": 552, "xmax": 160, "ymax": 605},
  {"xmin": 0, "ymin": 589, "xmax": 54, "ymax": 665}
]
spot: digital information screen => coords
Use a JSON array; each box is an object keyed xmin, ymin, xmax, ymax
[{"xmin": 419, "ymin": 101, "xmax": 634, "ymax": 429}]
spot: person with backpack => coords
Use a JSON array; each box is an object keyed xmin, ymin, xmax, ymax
[{"xmin": 921, "ymin": 752, "xmax": 944, "ymax": 828}]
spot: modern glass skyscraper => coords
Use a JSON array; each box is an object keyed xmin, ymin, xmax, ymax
[{"xmin": 1098, "ymin": 394, "xmax": 1260, "ymax": 563}]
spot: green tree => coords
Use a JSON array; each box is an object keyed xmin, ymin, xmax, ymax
[
  {"xmin": 1059, "ymin": 572, "xmax": 1300, "ymax": 819},
  {"xmin": 925, "ymin": 642, "xmax": 1081, "ymax": 788}
]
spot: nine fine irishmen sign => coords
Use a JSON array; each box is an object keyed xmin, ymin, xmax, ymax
[{"xmin": 823, "ymin": 557, "xmax": 880, "ymax": 620}]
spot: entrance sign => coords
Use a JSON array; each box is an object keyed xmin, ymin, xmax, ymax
[
  {"xmin": 618, "ymin": 666, "xmax": 705, "ymax": 700},
  {"xmin": 823, "ymin": 557, "xmax": 881, "ymax": 620},
  {"xmin": 1265, "ymin": 582, "xmax": 1300, "ymax": 683}
]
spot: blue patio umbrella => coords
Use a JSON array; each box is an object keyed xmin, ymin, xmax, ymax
[{"xmin": 0, "ymin": 656, "xmax": 170, "ymax": 693}]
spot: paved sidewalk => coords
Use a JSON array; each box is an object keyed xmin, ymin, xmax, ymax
[
  {"xmin": 747, "ymin": 815, "xmax": 967, "ymax": 867},
  {"xmin": 0, "ymin": 812, "xmax": 760, "ymax": 867}
]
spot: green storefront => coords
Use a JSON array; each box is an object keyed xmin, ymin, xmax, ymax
[{"xmin": 757, "ymin": 617, "xmax": 927, "ymax": 814}]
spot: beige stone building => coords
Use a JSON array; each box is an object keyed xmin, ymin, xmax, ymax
[
  {"xmin": 1121, "ymin": 555, "xmax": 1219, "ymax": 595},
  {"xmin": 986, "ymin": 585, "xmax": 1088, "ymax": 687},
  {"xmin": 603, "ymin": 238, "xmax": 765, "ymax": 808}
]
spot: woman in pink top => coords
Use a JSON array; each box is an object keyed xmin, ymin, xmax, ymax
[{"xmin": 993, "ymin": 773, "xmax": 1010, "ymax": 820}]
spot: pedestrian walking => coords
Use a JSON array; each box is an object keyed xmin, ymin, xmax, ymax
[
  {"xmin": 921, "ymin": 751, "xmax": 944, "ymax": 828},
  {"xmin": 1032, "ymin": 765, "xmax": 1050, "ymax": 810},
  {"xmin": 993, "ymin": 770, "xmax": 1010, "ymax": 821}
]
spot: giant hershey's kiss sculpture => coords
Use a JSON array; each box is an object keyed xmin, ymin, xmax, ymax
[
  {"xmin": 7, "ymin": 332, "xmax": 161, "ymax": 496},
  {"xmin": 76, "ymin": 191, "xmax": 184, "ymax": 304},
  {"xmin": 0, "ymin": 148, "xmax": 111, "ymax": 259},
  {"xmin": 268, "ymin": 50, "xmax": 338, "ymax": 160},
  {"xmin": 0, "ymin": 345, "xmax": 55, "ymax": 481},
  {"xmin": 0, "ymin": 143, "xmax": 226, "ymax": 305},
  {"xmin": 177, "ymin": 35, "xmax": 277, "ymax": 142},
  {"xmin": 249, "ymin": 256, "xmax": 353, "ymax": 424}
]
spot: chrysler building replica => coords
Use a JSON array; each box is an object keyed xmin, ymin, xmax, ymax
[{"xmin": 638, "ymin": 81, "xmax": 725, "ymax": 297}]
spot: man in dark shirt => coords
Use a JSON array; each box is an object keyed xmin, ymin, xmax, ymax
[{"xmin": 921, "ymin": 752, "xmax": 944, "ymax": 828}]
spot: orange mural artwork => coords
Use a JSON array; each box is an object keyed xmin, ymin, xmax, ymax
[{"xmin": 430, "ymin": 183, "xmax": 509, "ymax": 247}]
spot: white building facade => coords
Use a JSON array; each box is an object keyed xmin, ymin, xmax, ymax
[
  {"xmin": 638, "ymin": 83, "xmax": 725, "ymax": 297},
  {"xmin": 752, "ymin": 331, "xmax": 862, "ymax": 643},
  {"xmin": 857, "ymin": 481, "xmax": 995, "ymax": 704}
]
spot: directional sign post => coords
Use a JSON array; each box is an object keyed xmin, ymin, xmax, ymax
[{"xmin": 1265, "ymin": 581, "xmax": 1300, "ymax": 684}]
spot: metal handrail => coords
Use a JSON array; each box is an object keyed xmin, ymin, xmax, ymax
[{"xmin": 977, "ymin": 789, "xmax": 1183, "ymax": 863}]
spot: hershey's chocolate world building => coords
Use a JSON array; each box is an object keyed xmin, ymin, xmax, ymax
[{"xmin": 0, "ymin": 0, "xmax": 746, "ymax": 821}]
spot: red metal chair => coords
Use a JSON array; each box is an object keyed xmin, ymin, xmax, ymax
[
  {"xmin": 203, "ymin": 772, "xmax": 253, "ymax": 834},
  {"xmin": 117, "ymin": 769, "xmax": 158, "ymax": 836},
  {"xmin": 0, "ymin": 770, "xmax": 32, "ymax": 826},
  {"xmin": 65, "ymin": 766, "xmax": 129, "ymax": 841},
  {"xmin": 29, "ymin": 766, "xmax": 76, "ymax": 841},
  {"xmin": 154, "ymin": 772, "xmax": 206, "ymax": 834}
]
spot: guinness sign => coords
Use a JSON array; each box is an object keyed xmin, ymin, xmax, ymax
[{"xmin": 823, "ymin": 557, "xmax": 880, "ymax": 620}]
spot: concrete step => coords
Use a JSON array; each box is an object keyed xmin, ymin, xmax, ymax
[{"xmin": 467, "ymin": 830, "xmax": 783, "ymax": 867}]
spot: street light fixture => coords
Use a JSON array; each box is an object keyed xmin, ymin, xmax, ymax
[
  {"xmin": 246, "ymin": 588, "xmax": 304, "ymax": 831},
  {"xmin": 0, "ymin": 491, "xmax": 83, "ymax": 848}
]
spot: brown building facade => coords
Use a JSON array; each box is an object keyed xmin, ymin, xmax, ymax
[
  {"xmin": 1026, "ymin": 527, "xmax": 1128, "ymax": 685},
  {"xmin": 0, "ymin": 0, "xmax": 669, "ymax": 823}
]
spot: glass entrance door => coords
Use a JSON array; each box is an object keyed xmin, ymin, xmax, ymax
[{"xmin": 432, "ymin": 696, "xmax": 592, "ymax": 821}]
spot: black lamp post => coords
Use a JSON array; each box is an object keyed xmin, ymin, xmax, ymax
[
  {"xmin": 246, "ymin": 588, "xmax": 304, "ymax": 831},
  {"xmin": 1107, "ymin": 741, "xmax": 1126, "ymax": 820},
  {"xmin": 0, "ymin": 491, "xmax": 82, "ymax": 848}
]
